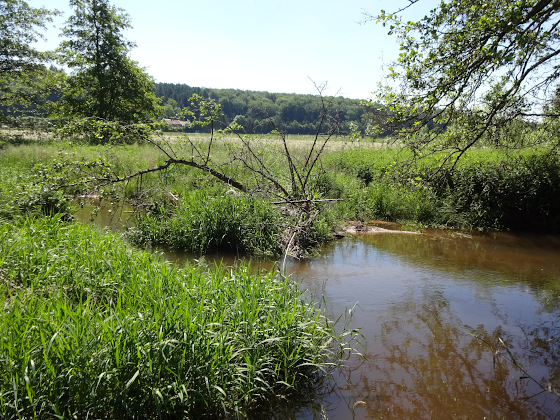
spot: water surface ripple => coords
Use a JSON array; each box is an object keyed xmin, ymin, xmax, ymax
[{"xmin": 289, "ymin": 230, "xmax": 560, "ymax": 419}]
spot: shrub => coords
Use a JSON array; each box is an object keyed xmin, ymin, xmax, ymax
[{"xmin": 431, "ymin": 154, "xmax": 560, "ymax": 230}]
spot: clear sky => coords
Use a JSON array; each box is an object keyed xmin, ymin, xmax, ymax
[{"xmin": 28, "ymin": 0, "xmax": 422, "ymax": 100}]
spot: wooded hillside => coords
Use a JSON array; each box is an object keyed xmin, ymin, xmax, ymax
[{"xmin": 156, "ymin": 82, "xmax": 370, "ymax": 135}]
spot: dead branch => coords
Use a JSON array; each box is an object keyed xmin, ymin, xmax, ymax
[{"xmin": 98, "ymin": 157, "xmax": 248, "ymax": 192}]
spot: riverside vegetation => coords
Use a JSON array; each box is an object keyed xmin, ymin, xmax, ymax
[
  {"xmin": 0, "ymin": 136, "xmax": 356, "ymax": 419},
  {"xmin": 1, "ymin": 126, "xmax": 560, "ymax": 418},
  {"xmin": 2, "ymin": 130, "xmax": 560, "ymax": 250},
  {"xmin": 0, "ymin": 215, "xmax": 348, "ymax": 418},
  {"xmin": 0, "ymin": 129, "xmax": 369, "ymax": 419}
]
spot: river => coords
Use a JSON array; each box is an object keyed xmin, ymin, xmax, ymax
[
  {"xmin": 76, "ymin": 203, "xmax": 560, "ymax": 418},
  {"xmin": 289, "ymin": 227, "xmax": 560, "ymax": 419}
]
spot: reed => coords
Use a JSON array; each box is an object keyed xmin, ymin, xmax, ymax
[
  {"xmin": 0, "ymin": 216, "xmax": 345, "ymax": 418},
  {"xmin": 129, "ymin": 189, "xmax": 283, "ymax": 256}
]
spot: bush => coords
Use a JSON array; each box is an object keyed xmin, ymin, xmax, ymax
[{"xmin": 431, "ymin": 154, "xmax": 560, "ymax": 230}]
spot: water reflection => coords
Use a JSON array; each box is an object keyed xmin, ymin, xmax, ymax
[
  {"xmin": 74, "ymin": 197, "xmax": 135, "ymax": 230},
  {"xmin": 289, "ymin": 233, "xmax": 560, "ymax": 419},
  {"xmin": 355, "ymin": 291, "xmax": 559, "ymax": 418}
]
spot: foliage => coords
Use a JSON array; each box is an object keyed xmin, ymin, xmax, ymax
[
  {"xmin": 327, "ymin": 146, "xmax": 560, "ymax": 230},
  {"xmin": 431, "ymin": 153, "xmax": 560, "ymax": 229},
  {"xmin": 129, "ymin": 189, "xmax": 283, "ymax": 256},
  {"xmin": 157, "ymin": 82, "xmax": 370, "ymax": 135},
  {"xmin": 4, "ymin": 128, "xmax": 560, "ymax": 240},
  {"xmin": 52, "ymin": 118, "xmax": 161, "ymax": 145},
  {"xmin": 52, "ymin": 90, "xmax": 345, "ymax": 257},
  {"xmin": 53, "ymin": 0, "xmax": 161, "ymax": 127},
  {"xmin": 10, "ymin": 176, "xmax": 74, "ymax": 220},
  {"xmin": 367, "ymin": 0, "xmax": 560, "ymax": 164},
  {"xmin": 0, "ymin": 0, "xmax": 58, "ymax": 123},
  {"xmin": 0, "ymin": 152, "xmax": 77, "ymax": 220},
  {"xmin": 0, "ymin": 216, "xmax": 349, "ymax": 418}
]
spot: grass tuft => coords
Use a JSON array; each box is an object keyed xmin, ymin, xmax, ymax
[{"xmin": 128, "ymin": 189, "xmax": 283, "ymax": 256}]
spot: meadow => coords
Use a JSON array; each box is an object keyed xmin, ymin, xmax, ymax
[{"xmin": 2, "ymin": 130, "xmax": 559, "ymax": 246}]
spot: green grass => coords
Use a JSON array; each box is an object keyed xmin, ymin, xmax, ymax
[
  {"xmin": 3, "ymin": 131, "xmax": 560, "ymax": 254},
  {"xmin": 0, "ymin": 216, "xmax": 345, "ymax": 419},
  {"xmin": 320, "ymin": 146, "xmax": 560, "ymax": 231},
  {"xmin": 129, "ymin": 189, "xmax": 283, "ymax": 256},
  {"xmin": 2, "ymin": 128, "xmax": 559, "ymax": 418}
]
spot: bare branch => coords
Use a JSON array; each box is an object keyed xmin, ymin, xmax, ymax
[{"xmin": 98, "ymin": 157, "xmax": 248, "ymax": 192}]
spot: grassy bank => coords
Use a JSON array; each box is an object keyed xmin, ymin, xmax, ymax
[
  {"xmin": 1, "ymin": 131, "xmax": 559, "ymax": 417},
  {"xmin": 0, "ymin": 216, "xmax": 345, "ymax": 418},
  {"xmin": 321, "ymin": 147, "xmax": 560, "ymax": 231},
  {"xmin": 2, "ymin": 133, "xmax": 560, "ymax": 256}
]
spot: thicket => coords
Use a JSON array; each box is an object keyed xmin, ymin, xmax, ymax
[{"xmin": 322, "ymin": 147, "xmax": 560, "ymax": 231}]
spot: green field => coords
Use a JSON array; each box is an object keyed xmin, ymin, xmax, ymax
[{"xmin": 2, "ymin": 129, "xmax": 559, "ymax": 241}]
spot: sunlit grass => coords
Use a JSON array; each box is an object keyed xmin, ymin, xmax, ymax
[
  {"xmin": 3, "ymin": 131, "xmax": 560, "ymax": 243},
  {"xmin": 129, "ymin": 189, "xmax": 283, "ymax": 256},
  {"xmin": 0, "ymin": 216, "xmax": 345, "ymax": 418}
]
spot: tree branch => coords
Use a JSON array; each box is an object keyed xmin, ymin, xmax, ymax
[{"xmin": 99, "ymin": 158, "xmax": 248, "ymax": 192}]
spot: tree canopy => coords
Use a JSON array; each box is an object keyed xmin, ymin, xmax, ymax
[
  {"xmin": 156, "ymin": 83, "xmax": 369, "ymax": 135},
  {"xmin": 54, "ymin": 0, "xmax": 161, "ymax": 124},
  {"xmin": 366, "ymin": 0, "xmax": 560, "ymax": 163},
  {"xmin": 0, "ymin": 0, "xmax": 57, "ymax": 122}
]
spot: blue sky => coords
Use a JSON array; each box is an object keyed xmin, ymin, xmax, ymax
[{"xmin": 28, "ymin": 0, "xmax": 424, "ymax": 99}]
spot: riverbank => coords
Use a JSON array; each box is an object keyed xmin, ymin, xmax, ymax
[
  {"xmin": 2, "ymin": 133, "xmax": 560, "ymax": 256},
  {"xmin": 0, "ymin": 215, "xmax": 349, "ymax": 418}
]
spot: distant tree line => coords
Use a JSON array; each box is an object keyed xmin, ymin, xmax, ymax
[
  {"xmin": 0, "ymin": 0, "xmax": 380, "ymax": 139},
  {"xmin": 156, "ymin": 83, "xmax": 372, "ymax": 135}
]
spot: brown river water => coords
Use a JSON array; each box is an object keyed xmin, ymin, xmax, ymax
[
  {"xmin": 77, "ymin": 203, "xmax": 560, "ymax": 419},
  {"xmin": 288, "ymin": 228, "xmax": 560, "ymax": 419}
]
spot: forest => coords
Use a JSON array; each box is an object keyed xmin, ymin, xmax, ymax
[{"xmin": 156, "ymin": 83, "xmax": 371, "ymax": 135}]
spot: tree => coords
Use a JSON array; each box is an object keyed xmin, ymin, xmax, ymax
[
  {"xmin": 55, "ymin": 0, "xmax": 161, "ymax": 125},
  {"xmin": 43, "ymin": 87, "xmax": 343, "ymax": 258},
  {"xmin": 0, "ymin": 0, "xmax": 57, "ymax": 123},
  {"xmin": 163, "ymin": 98, "xmax": 180, "ymax": 118},
  {"xmin": 365, "ymin": 0, "xmax": 560, "ymax": 167}
]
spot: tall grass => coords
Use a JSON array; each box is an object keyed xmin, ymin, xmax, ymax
[
  {"xmin": 4, "ymin": 133, "xmax": 560, "ymax": 241},
  {"xmin": 322, "ymin": 147, "xmax": 560, "ymax": 231},
  {"xmin": 0, "ymin": 216, "xmax": 345, "ymax": 419},
  {"xmin": 129, "ymin": 189, "xmax": 283, "ymax": 256}
]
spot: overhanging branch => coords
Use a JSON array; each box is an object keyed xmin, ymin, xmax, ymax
[{"xmin": 99, "ymin": 158, "xmax": 248, "ymax": 192}]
